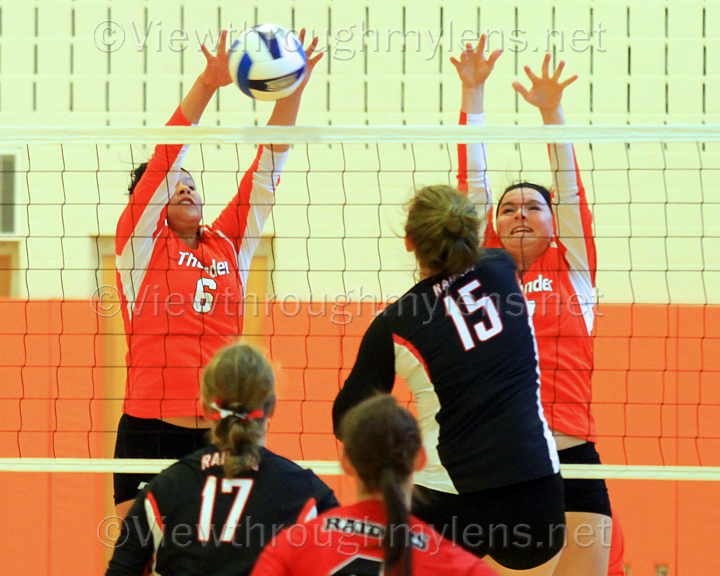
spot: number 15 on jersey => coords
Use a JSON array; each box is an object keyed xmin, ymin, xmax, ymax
[{"xmin": 443, "ymin": 280, "xmax": 504, "ymax": 351}]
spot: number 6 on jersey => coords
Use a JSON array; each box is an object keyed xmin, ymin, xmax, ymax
[
  {"xmin": 194, "ymin": 278, "xmax": 217, "ymax": 314},
  {"xmin": 444, "ymin": 280, "xmax": 503, "ymax": 351}
]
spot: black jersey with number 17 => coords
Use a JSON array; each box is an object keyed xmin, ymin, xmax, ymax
[
  {"xmin": 106, "ymin": 445, "xmax": 339, "ymax": 576},
  {"xmin": 333, "ymin": 248, "xmax": 559, "ymax": 494}
]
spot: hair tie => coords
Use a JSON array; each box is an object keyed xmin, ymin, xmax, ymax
[{"xmin": 209, "ymin": 399, "xmax": 264, "ymax": 422}]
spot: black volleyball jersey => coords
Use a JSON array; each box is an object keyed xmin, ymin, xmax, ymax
[
  {"xmin": 106, "ymin": 446, "xmax": 339, "ymax": 576},
  {"xmin": 333, "ymin": 249, "xmax": 559, "ymax": 494}
]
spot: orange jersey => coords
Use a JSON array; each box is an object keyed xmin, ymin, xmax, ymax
[
  {"xmin": 115, "ymin": 107, "xmax": 287, "ymax": 418},
  {"xmin": 251, "ymin": 499, "xmax": 497, "ymax": 576},
  {"xmin": 458, "ymin": 112, "xmax": 597, "ymax": 441}
]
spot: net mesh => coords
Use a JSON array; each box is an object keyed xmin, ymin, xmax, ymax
[
  {"xmin": 2, "ymin": 0, "xmax": 720, "ymax": 572},
  {"xmin": 1, "ymin": 127, "xmax": 719, "ymax": 477}
]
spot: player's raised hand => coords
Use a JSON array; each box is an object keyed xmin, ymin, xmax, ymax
[
  {"xmin": 450, "ymin": 34, "xmax": 502, "ymax": 87},
  {"xmin": 295, "ymin": 28, "xmax": 324, "ymax": 92},
  {"xmin": 512, "ymin": 53, "xmax": 577, "ymax": 112},
  {"xmin": 200, "ymin": 29, "xmax": 233, "ymax": 89}
]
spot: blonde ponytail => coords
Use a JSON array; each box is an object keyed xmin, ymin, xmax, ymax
[
  {"xmin": 202, "ymin": 344, "xmax": 276, "ymax": 477},
  {"xmin": 405, "ymin": 185, "xmax": 481, "ymax": 277}
]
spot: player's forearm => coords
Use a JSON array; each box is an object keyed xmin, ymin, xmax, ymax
[
  {"xmin": 461, "ymin": 84, "xmax": 484, "ymax": 114},
  {"xmin": 460, "ymin": 113, "xmax": 493, "ymax": 216},
  {"xmin": 180, "ymin": 72, "xmax": 217, "ymax": 125},
  {"xmin": 540, "ymin": 105, "xmax": 565, "ymax": 126},
  {"xmin": 549, "ymin": 142, "xmax": 582, "ymax": 201},
  {"xmin": 264, "ymin": 88, "xmax": 305, "ymax": 153},
  {"xmin": 332, "ymin": 379, "xmax": 376, "ymax": 439}
]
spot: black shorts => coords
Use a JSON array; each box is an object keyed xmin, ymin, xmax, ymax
[
  {"xmin": 113, "ymin": 414, "xmax": 209, "ymax": 505},
  {"xmin": 412, "ymin": 473, "xmax": 565, "ymax": 571},
  {"xmin": 559, "ymin": 442, "xmax": 612, "ymax": 517}
]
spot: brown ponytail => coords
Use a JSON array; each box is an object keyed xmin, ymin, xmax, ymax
[
  {"xmin": 340, "ymin": 395, "xmax": 422, "ymax": 576},
  {"xmin": 405, "ymin": 185, "xmax": 482, "ymax": 277},
  {"xmin": 202, "ymin": 343, "xmax": 276, "ymax": 477}
]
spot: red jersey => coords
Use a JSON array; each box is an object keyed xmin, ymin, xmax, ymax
[
  {"xmin": 250, "ymin": 499, "xmax": 497, "ymax": 576},
  {"xmin": 458, "ymin": 112, "xmax": 597, "ymax": 441},
  {"xmin": 115, "ymin": 107, "xmax": 287, "ymax": 418}
]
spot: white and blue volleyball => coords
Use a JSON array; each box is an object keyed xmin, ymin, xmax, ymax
[{"xmin": 229, "ymin": 24, "xmax": 306, "ymax": 101}]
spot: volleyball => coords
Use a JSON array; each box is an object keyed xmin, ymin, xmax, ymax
[{"xmin": 228, "ymin": 24, "xmax": 307, "ymax": 101}]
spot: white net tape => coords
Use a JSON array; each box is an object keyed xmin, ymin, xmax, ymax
[
  {"xmin": 3, "ymin": 125, "xmax": 720, "ymax": 144},
  {"xmin": 2, "ymin": 459, "xmax": 720, "ymax": 480},
  {"xmin": 2, "ymin": 123, "xmax": 719, "ymax": 482}
]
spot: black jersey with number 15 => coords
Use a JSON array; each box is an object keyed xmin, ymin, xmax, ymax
[{"xmin": 333, "ymin": 248, "xmax": 559, "ymax": 494}]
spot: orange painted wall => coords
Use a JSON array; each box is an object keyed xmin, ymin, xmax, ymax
[{"xmin": 0, "ymin": 300, "xmax": 719, "ymax": 575}]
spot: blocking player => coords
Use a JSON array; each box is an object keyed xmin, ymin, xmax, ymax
[{"xmin": 113, "ymin": 29, "xmax": 322, "ymax": 518}]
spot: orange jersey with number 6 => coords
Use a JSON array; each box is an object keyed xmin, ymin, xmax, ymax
[{"xmin": 115, "ymin": 106, "xmax": 287, "ymax": 418}]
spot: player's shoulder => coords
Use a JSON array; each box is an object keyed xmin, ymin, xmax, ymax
[
  {"xmin": 200, "ymin": 226, "xmax": 233, "ymax": 247},
  {"xmin": 377, "ymin": 276, "xmax": 436, "ymax": 322},
  {"xmin": 259, "ymin": 447, "xmax": 305, "ymax": 470},
  {"xmin": 165, "ymin": 445, "xmax": 219, "ymax": 476},
  {"xmin": 476, "ymin": 247, "xmax": 517, "ymax": 270},
  {"xmin": 145, "ymin": 445, "xmax": 217, "ymax": 495},
  {"xmin": 264, "ymin": 497, "xmax": 347, "ymax": 553},
  {"xmin": 257, "ymin": 448, "xmax": 320, "ymax": 482}
]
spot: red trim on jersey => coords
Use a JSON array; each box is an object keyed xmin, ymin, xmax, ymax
[
  {"xmin": 152, "ymin": 209, "xmax": 168, "ymax": 241},
  {"xmin": 237, "ymin": 147, "xmax": 263, "ymax": 247},
  {"xmin": 457, "ymin": 112, "xmax": 468, "ymax": 194},
  {"xmin": 456, "ymin": 112, "xmax": 501, "ymax": 247},
  {"xmin": 146, "ymin": 492, "xmax": 165, "ymax": 531},
  {"xmin": 296, "ymin": 497, "xmax": 318, "ymax": 523},
  {"xmin": 115, "ymin": 106, "xmax": 191, "ymax": 256},
  {"xmin": 212, "ymin": 146, "xmax": 266, "ymax": 254},
  {"xmin": 547, "ymin": 142, "xmax": 597, "ymax": 286},
  {"xmin": 392, "ymin": 334, "xmax": 430, "ymax": 380},
  {"xmin": 115, "ymin": 112, "xmax": 282, "ymax": 418}
]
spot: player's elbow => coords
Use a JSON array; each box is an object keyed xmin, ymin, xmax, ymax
[{"xmin": 331, "ymin": 399, "xmax": 345, "ymax": 441}]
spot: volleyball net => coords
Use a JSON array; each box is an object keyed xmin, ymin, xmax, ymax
[{"xmin": 0, "ymin": 124, "xmax": 719, "ymax": 483}]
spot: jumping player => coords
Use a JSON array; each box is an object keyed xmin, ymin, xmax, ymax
[
  {"xmin": 105, "ymin": 343, "xmax": 339, "ymax": 576},
  {"xmin": 113, "ymin": 29, "xmax": 323, "ymax": 518},
  {"xmin": 252, "ymin": 395, "xmax": 497, "ymax": 576},
  {"xmin": 452, "ymin": 37, "xmax": 625, "ymax": 576},
  {"xmin": 332, "ymin": 185, "xmax": 565, "ymax": 575}
]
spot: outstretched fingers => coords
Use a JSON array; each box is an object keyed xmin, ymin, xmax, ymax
[
  {"xmin": 512, "ymin": 81, "xmax": 531, "ymax": 101},
  {"xmin": 523, "ymin": 65, "xmax": 540, "ymax": 84},
  {"xmin": 475, "ymin": 34, "xmax": 487, "ymax": 55},
  {"xmin": 559, "ymin": 74, "xmax": 579, "ymax": 89},
  {"xmin": 300, "ymin": 30, "xmax": 323, "ymax": 84},
  {"xmin": 308, "ymin": 50, "xmax": 324, "ymax": 69},
  {"xmin": 304, "ymin": 35, "xmax": 320, "ymax": 60},
  {"xmin": 217, "ymin": 30, "xmax": 228, "ymax": 58},
  {"xmin": 200, "ymin": 43, "xmax": 212, "ymax": 62},
  {"xmin": 487, "ymin": 48, "xmax": 502, "ymax": 67},
  {"xmin": 540, "ymin": 52, "xmax": 551, "ymax": 78}
]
